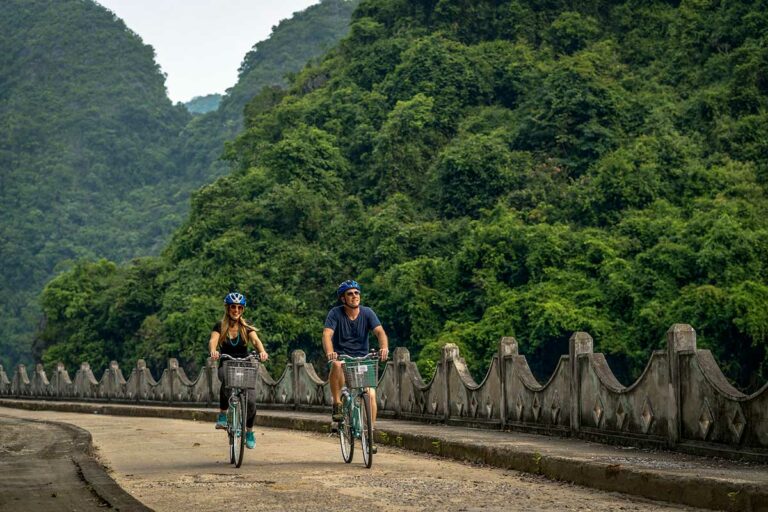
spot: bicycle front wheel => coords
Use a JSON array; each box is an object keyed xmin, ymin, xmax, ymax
[
  {"xmin": 339, "ymin": 394, "xmax": 354, "ymax": 463},
  {"xmin": 228, "ymin": 403, "xmax": 237, "ymax": 464},
  {"xmin": 233, "ymin": 394, "xmax": 247, "ymax": 467},
  {"xmin": 358, "ymin": 392, "xmax": 373, "ymax": 468}
]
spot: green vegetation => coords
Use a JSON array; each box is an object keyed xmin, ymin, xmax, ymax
[
  {"xmin": 0, "ymin": 0, "xmax": 357, "ymax": 371},
  {"xmin": 185, "ymin": 94, "xmax": 222, "ymax": 114},
  {"xmin": 22, "ymin": 0, "xmax": 768, "ymax": 392},
  {"xmin": 173, "ymin": 0, "xmax": 361, "ymax": 203},
  {"xmin": 0, "ymin": 0, "xmax": 190, "ymax": 370}
]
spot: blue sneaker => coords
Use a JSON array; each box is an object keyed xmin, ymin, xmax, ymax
[
  {"xmin": 215, "ymin": 412, "xmax": 227, "ymax": 429},
  {"xmin": 246, "ymin": 431, "xmax": 256, "ymax": 449}
]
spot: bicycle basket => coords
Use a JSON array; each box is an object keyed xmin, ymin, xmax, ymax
[
  {"xmin": 342, "ymin": 358, "xmax": 379, "ymax": 389},
  {"xmin": 224, "ymin": 360, "xmax": 258, "ymax": 389}
]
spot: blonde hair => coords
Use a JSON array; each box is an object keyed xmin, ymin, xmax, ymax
[{"xmin": 217, "ymin": 308, "xmax": 258, "ymax": 348}]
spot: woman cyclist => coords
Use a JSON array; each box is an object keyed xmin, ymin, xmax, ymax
[{"xmin": 208, "ymin": 292, "xmax": 268, "ymax": 449}]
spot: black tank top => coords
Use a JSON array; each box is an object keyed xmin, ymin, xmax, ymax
[{"xmin": 212, "ymin": 321, "xmax": 255, "ymax": 358}]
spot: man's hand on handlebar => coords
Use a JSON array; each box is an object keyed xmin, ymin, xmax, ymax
[
  {"xmin": 379, "ymin": 348, "xmax": 389, "ymax": 361},
  {"xmin": 326, "ymin": 351, "xmax": 338, "ymax": 361}
]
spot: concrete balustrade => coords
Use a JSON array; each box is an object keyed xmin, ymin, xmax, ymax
[{"xmin": 2, "ymin": 323, "xmax": 766, "ymax": 460}]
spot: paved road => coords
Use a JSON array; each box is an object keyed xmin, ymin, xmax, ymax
[
  {"xmin": 0, "ymin": 415, "xmax": 147, "ymax": 511},
  {"xmin": 0, "ymin": 407, "xmax": 701, "ymax": 512}
]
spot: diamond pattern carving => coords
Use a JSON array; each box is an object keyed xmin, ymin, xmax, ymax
[
  {"xmin": 593, "ymin": 395, "xmax": 604, "ymax": 427},
  {"xmin": 550, "ymin": 390, "xmax": 561, "ymax": 424},
  {"xmin": 532, "ymin": 394, "xmax": 542, "ymax": 422},
  {"xmin": 470, "ymin": 395, "xmax": 478, "ymax": 418},
  {"xmin": 698, "ymin": 399, "xmax": 714, "ymax": 440},
  {"xmin": 486, "ymin": 401, "xmax": 494, "ymax": 419},
  {"xmin": 615, "ymin": 402, "xmax": 627, "ymax": 431},
  {"xmin": 431, "ymin": 400, "xmax": 439, "ymax": 414},
  {"xmin": 729, "ymin": 405, "xmax": 746, "ymax": 442},
  {"xmin": 515, "ymin": 392, "xmax": 524, "ymax": 421},
  {"xmin": 455, "ymin": 402, "xmax": 464, "ymax": 416},
  {"xmin": 641, "ymin": 397, "xmax": 654, "ymax": 434}
]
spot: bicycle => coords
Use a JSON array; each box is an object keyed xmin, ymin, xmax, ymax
[
  {"xmin": 337, "ymin": 351, "xmax": 379, "ymax": 468},
  {"xmin": 219, "ymin": 353, "xmax": 258, "ymax": 468}
]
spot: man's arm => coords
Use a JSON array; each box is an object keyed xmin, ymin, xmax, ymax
[
  {"xmin": 322, "ymin": 327, "xmax": 337, "ymax": 361},
  {"xmin": 372, "ymin": 325, "xmax": 389, "ymax": 361}
]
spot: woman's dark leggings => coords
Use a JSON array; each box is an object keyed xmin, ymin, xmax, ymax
[{"xmin": 218, "ymin": 366, "xmax": 257, "ymax": 428}]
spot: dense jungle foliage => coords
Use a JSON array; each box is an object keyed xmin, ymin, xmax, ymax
[
  {"xmin": 32, "ymin": 0, "xmax": 768, "ymax": 392},
  {"xmin": 0, "ymin": 0, "xmax": 190, "ymax": 370},
  {"xmin": 185, "ymin": 94, "xmax": 222, "ymax": 114},
  {"xmin": 0, "ymin": 0, "xmax": 357, "ymax": 371},
  {"xmin": 172, "ymin": 0, "xmax": 359, "ymax": 207}
]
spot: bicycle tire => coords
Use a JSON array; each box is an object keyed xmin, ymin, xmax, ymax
[
  {"xmin": 339, "ymin": 392, "xmax": 354, "ymax": 463},
  {"xmin": 228, "ymin": 403, "xmax": 236, "ymax": 464},
  {"xmin": 234, "ymin": 394, "xmax": 247, "ymax": 467},
  {"xmin": 359, "ymin": 392, "xmax": 373, "ymax": 468}
]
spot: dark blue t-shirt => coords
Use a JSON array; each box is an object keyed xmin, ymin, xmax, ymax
[{"xmin": 324, "ymin": 306, "xmax": 381, "ymax": 357}]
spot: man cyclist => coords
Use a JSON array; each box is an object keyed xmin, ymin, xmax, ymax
[{"xmin": 323, "ymin": 280, "xmax": 389, "ymax": 451}]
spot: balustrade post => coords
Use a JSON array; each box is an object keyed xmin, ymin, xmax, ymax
[
  {"xmin": 292, "ymin": 350, "xmax": 306, "ymax": 409},
  {"xmin": 569, "ymin": 332, "xmax": 593, "ymax": 435},
  {"xmin": 55, "ymin": 362, "xmax": 67, "ymax": 398},
  {"xmin": 136, "ymin": 359, "xmax": 147, "ymax": 402},
  {"xmin": 393, "ymin": 347, "xmax": 410, "ymax": 418},
  {"xmin": 13, "ymin": 364, "xmax": 29, "ymax": 396},
  {"xmin": 666, "ymin": 323, "xmax": 696, "ymax": 445},
  {"xmin": 498, "ymin": 337, "xmax": 518, "ymax": 429},
  {"xmin": 168, "ymin": 359, "xmax": 179, "ymax": 403},
  {"xmin": 206, "ymin": 357, "xmax": 216, "ymax": 405},
  {"xmin": 441, "ymin": 344, "xmax": 459, "ymax": 422}
]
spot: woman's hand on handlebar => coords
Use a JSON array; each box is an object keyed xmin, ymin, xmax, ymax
[
  {"xmin": 258, "ymin": 351, "xmax": 269, "ymax": 362},
  {"xmin": 210, "ymin": 350, "xmax": 220, "ymax": 361}
]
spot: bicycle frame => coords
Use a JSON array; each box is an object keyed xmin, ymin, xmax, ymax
[
  {"xmin": 220, "ymin": 353, "xmax": 258, "ymax": 468},
  {"xmin": 337, "ymin": 352, "xmax": 378, "ymax": 468}
]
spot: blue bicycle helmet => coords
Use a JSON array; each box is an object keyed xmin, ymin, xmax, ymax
[
  {"xmin": 336, "ymin": 280, "xmax": 361, "ymax": 297},
  {"xmin": 224, "ymin": 292, "xmax": 247, "ymax": 306}
]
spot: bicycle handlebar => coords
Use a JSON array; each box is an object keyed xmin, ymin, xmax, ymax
[
  {"xmin": 219, "ymin": 352, "xmax": 258, "ymax": 362},
  {"xmin": 338, "ymin": 350, "xmax": 379, "ymax": 362}
]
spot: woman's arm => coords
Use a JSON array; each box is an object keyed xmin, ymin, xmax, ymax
[
  {"xmin": 248, "ymin": 330, "xmax": 269, "ymax": 361},
  {"xmin": 208, "ymin": 331, "xmax": 221, "ymax": 360}
]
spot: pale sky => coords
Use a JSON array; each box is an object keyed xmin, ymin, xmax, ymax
[{"xmin": 97, "ymin": 0, "xmax": 320, "ymax": 103}]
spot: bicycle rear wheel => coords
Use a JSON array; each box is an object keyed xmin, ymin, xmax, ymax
[
  {"xmin": 339, "ymin": 393, "xmax": 354, "ymax": 463},
  {"xmin": 358, "ymin": 392, "xmax": 373, "ymax": 468},
  {"xmin": 233, "ymin": 394, "xmax": 247, "ymax": 467}
]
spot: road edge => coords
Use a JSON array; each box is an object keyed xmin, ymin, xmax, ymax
[{"xmin": 1, "ymin": 412, "xmax": 153, "ymax": 512}]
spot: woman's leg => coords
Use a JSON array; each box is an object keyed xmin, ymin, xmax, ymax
[{"xmin": 245, "ymin": 389, "xmax": 257, "ymax": 429}]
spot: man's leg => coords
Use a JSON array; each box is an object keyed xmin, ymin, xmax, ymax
[
  {"xmin": 368, "ymin": 387, "xmax": 378, "ymax": 453},
  {"xmin": 369, "ymin": 388, "xmax": 377, "ymax": 426}
]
